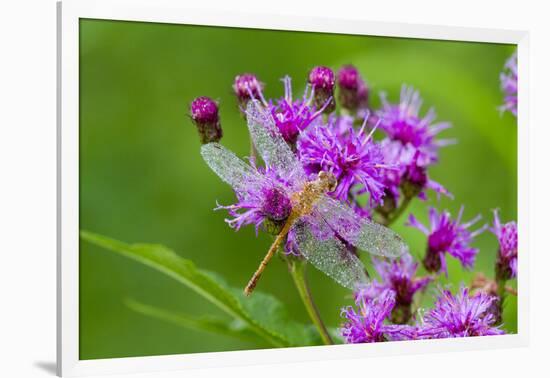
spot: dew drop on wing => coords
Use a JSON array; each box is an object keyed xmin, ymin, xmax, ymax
[
  {"xmin": 245, "ymin": 100, "xmax": 306, "ymax": 188},
  {"xmin": 314, "ymin": 195, "xmax": 408, "ymax": 258},
  {"xmin": 200, "ymin": 142, "xmax": 263, "ymax": 192},
  {"xmin": 292, "ymin": 217, "xmax": 369, "ymax": 290}
]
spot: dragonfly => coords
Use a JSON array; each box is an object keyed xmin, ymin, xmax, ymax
[{"xmin": 201, "ymin": 100, "xmax": 408, "ymax": 296}]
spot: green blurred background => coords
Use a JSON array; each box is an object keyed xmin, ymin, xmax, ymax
[{"xmin": 79, "ymin": 19, "xmax": 517, "ymax": 359}]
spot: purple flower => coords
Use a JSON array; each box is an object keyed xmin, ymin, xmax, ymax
[
  {"xmin": 379, "ymin": 139, "xmax": 452, "ymax": 202},
  {"xmin": 500, "ymin": 52, "xmax": 518, "ymax": 117},
  {"xmin": 308, "ymin": 66, "xmax": 336, "ymax": 113},
  {"xmin": 407, "ymin": 207, "xmax": 486, "ymax": 275},
  {"xmin": 216, "ymin": 166, "xmax": 292, "ymax": 234},
  {"xmin": 418, "ymin": 286, "xmax": 504, "ymax": 338},
  {"xmin": 190, "ymin": 96, "xmax": 223, "ymax": 144},
  {"xmin": 297, "ymin": 116, "xmax": 389, "ymax": 208},
  {"xmin": 338, "ymin": 65, "xmax": 360, "ymax": 90},
  {"xmin": 377, "ymin": 85, "xmax": 452, "ymax": 166},
  {"xmin": 341, "ymin": 289, "xmax": 415, "ymax": 343},
  {"xmin": 337, "ymin": 64, "xmax": 369, "ymax": 111},
  {"xmin": 371, "ymin": 253, "xmax": 432, "ymax": 323},
  {"xmin": 490, "ymin": 209, "xmax": 518, "ymax": 280},
  {"xmin": 245, "ymin": 76, "xmax": 328, "ymax": 146},
  {"xmin": 270, "ymin": 76, "xmax": 330, "ymax": 146}
]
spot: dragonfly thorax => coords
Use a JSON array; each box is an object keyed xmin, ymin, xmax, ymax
[{"xmin": 291, "ymin": 171, "xmax": 337, "ymax": 217}]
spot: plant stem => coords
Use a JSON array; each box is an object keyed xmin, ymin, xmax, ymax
[
  {"xmin": 386, "ymin": 195, "xmax": 412, "ymax": 226},
  {"xmin": 288, "ymin": 259, "xmax": 333, "ymax": 345},
  {"xmin": 505, "ymin": 286, "xmax": 517, "ymax": 296},
  {"xmin": 494, "ymin": 276, "xmax": 508, "ymax": 323},
  {"xmin": 496, "ymin": 278, "xmax": 507, "ymax": 297},
  {"xmin": 496, "ymin": 278, "xmax": 507, "ymax": 304}
]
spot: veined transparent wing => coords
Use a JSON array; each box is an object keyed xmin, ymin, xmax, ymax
[
  {"xmin": 292, "ymin": 217, "xmax": 369, "ymax": 290},
  {"xmin": 245, "ymin": 100, "xmax": 306, "ymax": 186},
  {"xmin": 314, "ymin": 195, "xmax": 408, "ymax": 258},
  {"xmin": 201, "ymin": 142, "xmax": 262, "ymax": 192}
]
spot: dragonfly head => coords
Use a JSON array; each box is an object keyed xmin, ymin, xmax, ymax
[{"xmin": 317, "ymin": 171, "xmax": 337, "ymax": 193}]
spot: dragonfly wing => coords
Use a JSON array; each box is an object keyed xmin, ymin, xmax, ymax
[
  {"xmin": 315, "ymin": 195, "xmax": 408, "ymax": 258},
  {"xmin": 245, "ymin": 100, "xmax": 306, "ymax": 185},
  {"xmin": 201, "ymin": 142, "xmax": 262, "ymax": 192},
  {"xmin": 292, "ymin": 217, "xmax": 369, "ymax": 290}
]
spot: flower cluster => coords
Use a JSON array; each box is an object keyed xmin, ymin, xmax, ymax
[
  {"xmin": 340, "ymin": 204, "xmax": 516, "ymax": 344},
  {"xmin": 341, "ymin": 284, "xmax": 504, "ymax": 343},
  {"xmin": 194, "ymin": 66, "xmax": 454, "ymax": 226},
  {"xmin": 191, "ymin": 60, "xmax": 517, "ymax": 346}
]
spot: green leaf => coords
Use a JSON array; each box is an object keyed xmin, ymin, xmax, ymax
[
  {"xmin": 81, "ymin": 230, "xmax": 320, "ymax": 347},
  {"xmin": 125, "ymin": 299, "xmax": 262, "ymax": 343}
]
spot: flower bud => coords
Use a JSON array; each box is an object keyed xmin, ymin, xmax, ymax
[
  {"xmin": 190, "ymin": 96, "xmax": 222, "ymax": 144},
  {"xmin": 233, "ymin": 73, "xmax": 264, "ymax": 107},
  {"xmin": 490, "ymin": 211, "xmax": 518, "ymax": 282},
  {"xmin": 422, "ymin": 246, "xmax": 442, "ymax": 273},
  {"xmin": 338, "ymin": 65, "xmax": 359, "ymax": 90},
  {"xmin": 308, "ymin": 66, "xmax": 336, "ymax": 114},
  {"xmin": 261, "ymin": 187, "xmax": 292, "ymax": 235},
  {"xmin": 401, "ymin": 163, "xmax": 427, "ymax": 199},
  {"xmin": 337, "ymin": 65, "xmax": 369, "ymax": 111},
  {"xmin": 261, "ymin": 187, "xmax": 292, "ymax": 222}
]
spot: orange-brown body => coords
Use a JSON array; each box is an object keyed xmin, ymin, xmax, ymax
[{"xmin": 244, "ymin": 171, "xmax": 337, "ymax": 296}]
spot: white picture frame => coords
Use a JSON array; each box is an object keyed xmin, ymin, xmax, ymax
[{"xmin": 57, "ymin": 0, "xmax": 530, "ymax": 376}]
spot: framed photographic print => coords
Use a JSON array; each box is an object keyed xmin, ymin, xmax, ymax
[{"xmin": 57, "ymin": 0, "xmax": 529, "ymax": 376}]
